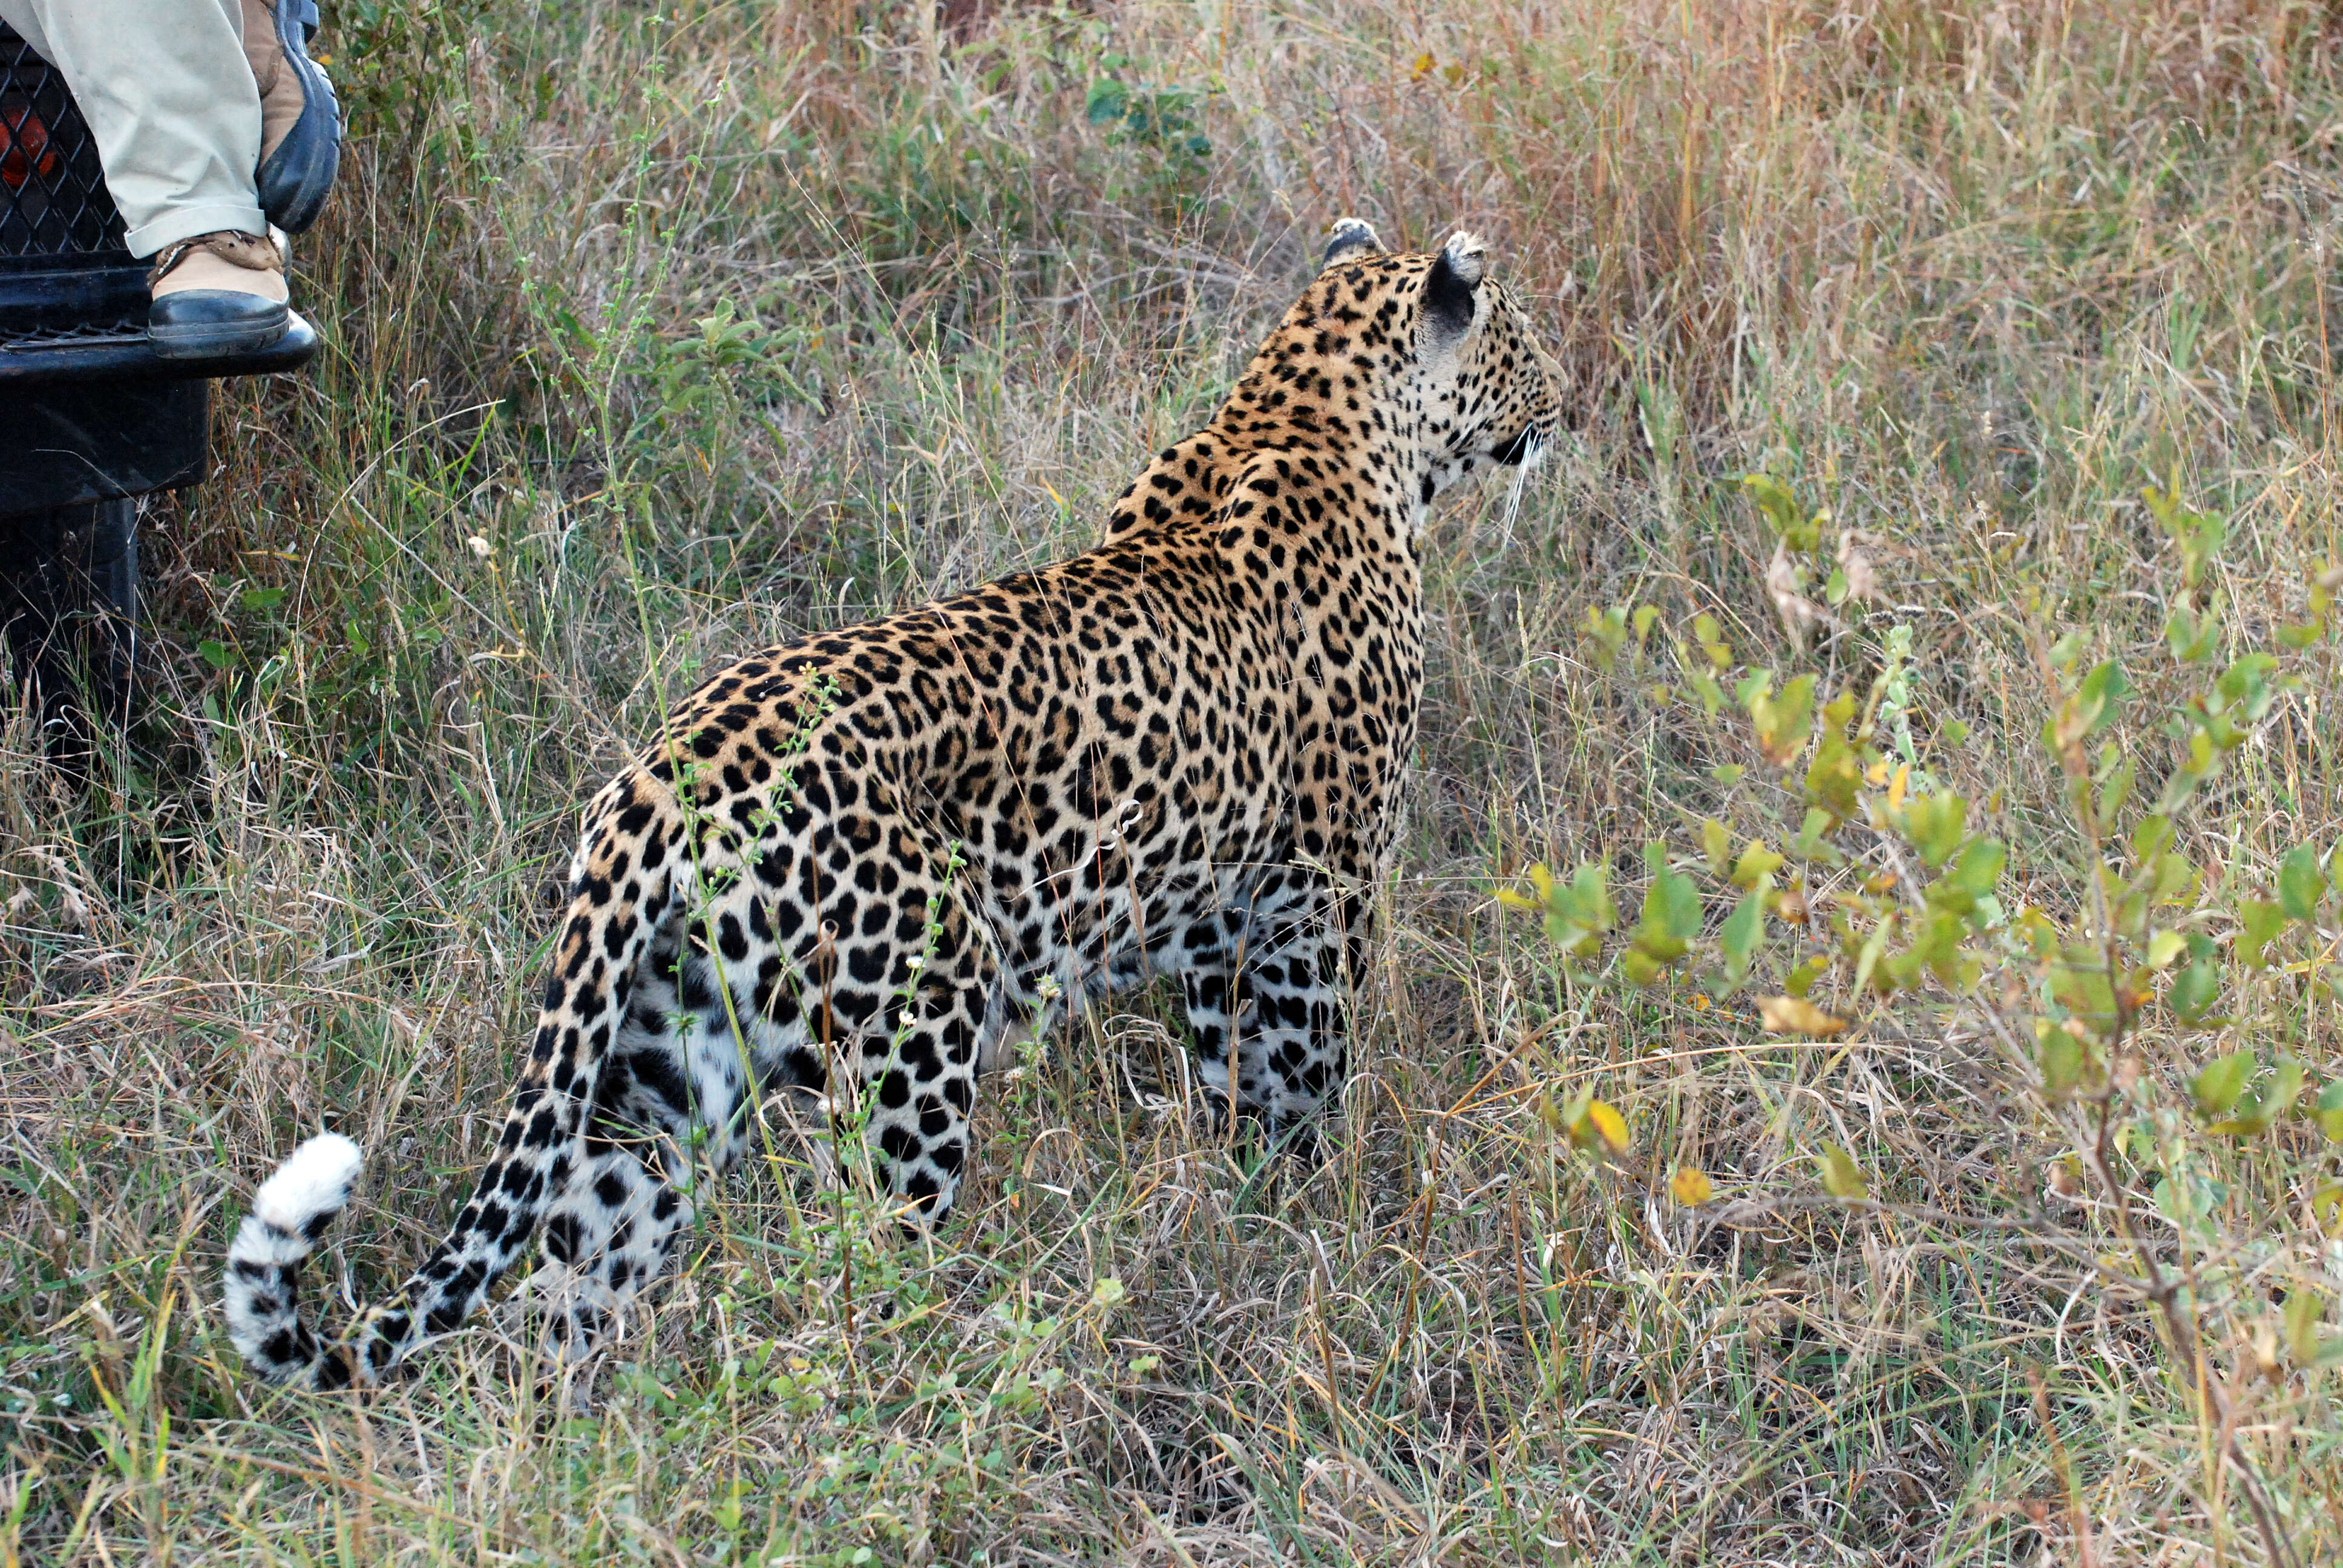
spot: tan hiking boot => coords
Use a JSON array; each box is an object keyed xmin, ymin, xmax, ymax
[
  {"xmin": 242, "ymin": 0, "xmax": 295, "ymax": 154},
  {"xmin": 147, "ymin": 229, "xmax": 292, "ymax": 358},
  {"xmin": 241, "ymin": 0, "xmax": 340, "ymax": 233}
]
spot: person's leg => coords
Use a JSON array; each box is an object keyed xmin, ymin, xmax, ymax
[
  {"xmin": 0, "ymin": 0, "xmax": 265, "ymax": 258},
  {"xmin": 241, "ymin": 0, "xmax": 339, "ymax": 234},
  {"xmin": 0, "ymin": 0, "xmax": 317, "ymax": 356}
]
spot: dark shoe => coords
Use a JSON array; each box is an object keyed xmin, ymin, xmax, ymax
[
  {"xmin": 149, "ymin": 292, "xmax": 295, "ymax": 358},
  {"xmin": 244, "ymin": 0, "xmax": 340, "ymax": 234},
  {"xmin": 147, "ymin": 230, "xmax": 293, "ymax": 359}
]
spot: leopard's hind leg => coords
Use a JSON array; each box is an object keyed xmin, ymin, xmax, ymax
[
  {"xmin": 845, "ymin": 887, "xmax": 994, "ymax": 1223},
  {"xmin": 533, "ymin": 917, "xmax": 758, "ymax": 1359},
  {"xmin": 536, "ymin": 833, "xmax": 997, "ymax": 1261}
]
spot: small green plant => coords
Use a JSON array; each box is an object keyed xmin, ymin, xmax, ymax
[
  {"xmin": 1505, "ymin": 477, "xmax": 2338, "ymax": 1564},
  {"xmin": 1084, "ymin": 53, "xmax": 1214, "ymax": 217},
  {"xmin": 1085, "ymin": 60, "xmax": 1212, "ymax": 160}
]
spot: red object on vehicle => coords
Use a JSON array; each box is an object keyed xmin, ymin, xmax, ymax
[{"xmin": 1, "ymin": 97, "xmax": 59, "ymax": 189}]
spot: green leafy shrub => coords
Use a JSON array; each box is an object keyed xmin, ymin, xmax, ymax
[{"xmin": 1515, "ymin": 475, "xmax": 2341, "ymax": 1561}]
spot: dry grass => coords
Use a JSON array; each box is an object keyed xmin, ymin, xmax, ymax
[{"xmin": 2, "ymin": 1, "xmax": 2341, "ymax": 1561}]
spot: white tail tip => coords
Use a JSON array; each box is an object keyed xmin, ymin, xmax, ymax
[{"xmin": 253, "ymin": 1133, "xmax": 363, "ymax": 1232}]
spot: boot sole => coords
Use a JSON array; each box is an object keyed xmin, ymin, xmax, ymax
[
  {"xmin": 255, "ymin": 0, "xmax": 341, "ymax": 235},
  {"xmin": 148, "ymin": 305, "xmax": 293, "ymax": 359}
]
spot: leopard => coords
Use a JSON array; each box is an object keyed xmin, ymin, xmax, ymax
[{"xmin": 224, "ymin": 220, "xmax": 1564, "ymax": 1390}]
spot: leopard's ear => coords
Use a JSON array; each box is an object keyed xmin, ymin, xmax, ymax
[
  {"xmin": 1321, "ymin": 217, "xmax": 1385, "ymax": 269},
  {"xmin": 1422, "ymin": 229, "xmax": 1489, "ymax": 341}
]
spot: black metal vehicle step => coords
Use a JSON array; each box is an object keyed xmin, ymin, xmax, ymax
[{"xmin": 0, "ymin": 312, "xmax": 319, "ymax": 386}]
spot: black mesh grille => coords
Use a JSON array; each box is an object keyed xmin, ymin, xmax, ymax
[
  {"xmin": 1, "ymin": 22, "xmax": 129, "ymax": 258},
  {"xmin": 6, "ymin": 316, "xmax": 144, "ymax": 348}
]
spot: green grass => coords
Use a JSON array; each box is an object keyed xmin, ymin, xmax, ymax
[{"xmin": 2, "ymin": 1, "xmax": 2341, "ymax": 1561}]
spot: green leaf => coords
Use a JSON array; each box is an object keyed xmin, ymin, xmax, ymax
[
  {"xmin": 1899, "ymin": 792, "xmax": 1967, "ymax": 868},
  {"xmin": 240, "ymin": 586, "xmax": 286, "ymax": 612},
  {"xmin": 1804, "ymin": 737, "xmax": 1861, "ymax": 822},
  {"xmin": 1791, "ymin": 806, "xmax": 1840, "ymax": 863},
  {"xmin": 2094, "ymin": 756, "xmax": 2135, "ymax": 831},
  {"xmin": 2209, "ymin": 1059, "xmax": 2302, "ymax": 1137},
  {"xmin": 2164, "ymin": 604, "xmax": 2221, "ymax": 664},
  {"xmin": 2315, "ymin": 1082, "xmax": 2343, "ymax": 1143},
  {"xmin": 2017, "ymin": 909, "xmax": 2060, "ymax": 961},
  {"xmin": 197, "ymin": 639, "xmax": 234, "ymax": 671},
  {"xmin": 1801, "ymin": 693, "xmax": 1862, "ymax": 823},
  {"xmin": 2238, "ymin": 898, "xmax": 2286, "ymax": 969},
  {"xmin": 2132, "ymin": 815, "xmax": 2175, "ymax": 860},
  {"xmin": 1582, "ymin": 604, "xmax": 1630, "ymax": 670},
  {"xmin": 1522, "ymin": 861, "xmax": 1618, "ymax": 959},
  {"xmin": 1912, "ymin": 908, "xmax": 1980, "ymax": 990},
  {"xmin": 2190, "ymin": 1051, "xmax": 2254, "ymax": 1117},
  {"xmin": 2046, "ymin": 659, "xmax": 2132, "ymax": 753},
  {"xmin": 1700, "ymin": 818, "xmax": 1732, "ymax": 877},
  {"xmin": 1692, "ymin": 612, "xmax": 1731, "ymax": 670},
  {"xmin": 1849, "ymin": 910, "xmax": 1895, "ymax": 999},
  {"xmin": 2264, "ymin": 1057, "xmax": 2305, "ymax": 1119},
  {"xmin": 1719, "ymin": 883, "xmax": 1767, "ymax": 988},
  {"xmin": 2077, "ymin": 658, "xmax": 2132, "ymax": 727},
  {"xmin": 1817, "ymin": 1143, "xmax": 1868, "ymax": 1201},
  {"xmin": 1948, "ymin": 836, "xmax": 2005, "ymax": 894},
  {"xmin": 1746, "ymin": 672, "xmax": 1817, "ymax": 767},
  {"xmin": 2145, "ymin": 485, "xmax": 2227, "ymax": 589},
  {"xmin": 2279, "ymin": 845, "xmax": 2325, "ymax": 923},
  {"xmin": 2038, "ymin": 1025, "xmax": 2086, "ymax": 1098},
  {"xmin": 1086, "ymin": 79, "xmax": 1129, "ymax": 124},
  {"xmin": 2047, "ymin": 955, "xmax": 2117, "ymax": 1028},
  {"xmin": 2215, "ymin": 653, "xmax": 2282, "ymax": 727},
  {"xmin": 2149, "ymin": 852, "xmax": 2195, "ymax": 903},
  {"xmin": 2151, "ymin": 1175, "xmax": 2189, "ymax": 1227},
  {"xmin": 1731, "ymin": 840, "xmax": 1785, "ymax": 887},
  {"xmin": 2168, "ymin": 960, "xmax": 2221, "ymax": 1025},
  {"xmin": 1627, "ymin": 843, "xmax": 1705, "ymax": 978},
  {"xmin": 2286, "ymin": 1287, "xmax": 2330, "ymax": 1368},
  {"xmin": 1742, "ymin": 472, "xmax": 1823, "ymax": 553},
  {"xmin": 1782, "ymin": 955, "xmax": 1828, "ymax": 998}
]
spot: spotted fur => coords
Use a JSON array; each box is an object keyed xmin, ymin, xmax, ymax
[{"xmin": 224, "ymin": 223, "xmax": 1563, "ymax": 1388}]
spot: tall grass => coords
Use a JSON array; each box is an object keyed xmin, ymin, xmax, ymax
[{"xmin": 1, "ymin": 1, "xmax": 2338, "ymax": 1561}]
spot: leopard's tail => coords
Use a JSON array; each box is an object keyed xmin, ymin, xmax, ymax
[
  {"xmin": 224, "ymin": 1133, "xmax": 365, "ymax": 1382},
  {"xmin": 224, "ymin": 767, "xmax": 682, "ymax": 1388}
]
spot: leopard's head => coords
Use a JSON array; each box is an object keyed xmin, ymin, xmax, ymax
[{"xmin": 1280, "ymin": 219, "xmax": 1564, "ymax": 528}]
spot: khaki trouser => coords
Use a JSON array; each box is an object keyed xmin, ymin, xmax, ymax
[{"xmin": 1, "ymin": 0, "xmax": 264, "ymax": 256}]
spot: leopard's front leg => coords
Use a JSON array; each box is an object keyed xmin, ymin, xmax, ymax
[{"xmin": 1179, "ymin": 867, "xmax": 1361, "ymax": 1155}]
